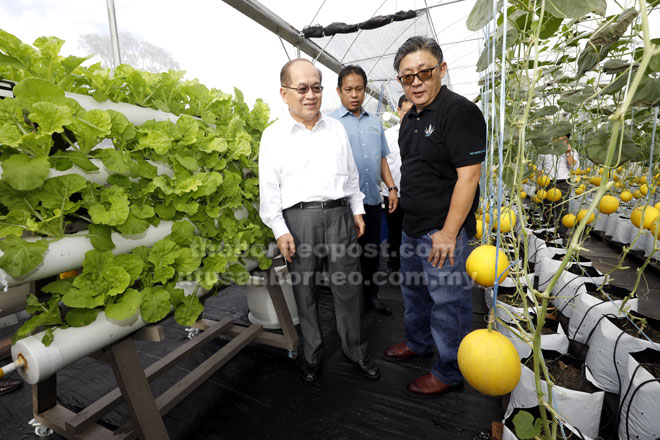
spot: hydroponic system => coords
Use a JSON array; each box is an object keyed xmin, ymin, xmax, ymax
[{"xmin": 0, "ymin": 0, "xmax": 660, "ymax": 439}]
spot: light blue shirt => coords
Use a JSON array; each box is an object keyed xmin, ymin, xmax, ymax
[{"xmin": 328, "ymin": 105, "xmax": 390, "ymax": 206}]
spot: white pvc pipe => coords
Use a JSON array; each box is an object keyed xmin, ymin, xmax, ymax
[
  {"xmin": 10, "ymin": 258, "xmax": 259, "ymax": 385},
  {"xmin": 0, "ymin": 221, "xmax": 173, "ymax": 287},
  {"xmin": 0, "ymin": 152, "xmax": 173, "ymax": 184},
  {"xmin": 64, "ymin": 92, "xmax": 178, "ymax": 125},
  {"xmin": 0, "ymin": 356, "xmax": 24, "ymax": 378},
  {"xmin": 13, "ymin": 310, "xmax": 149, "ymax": 384}
]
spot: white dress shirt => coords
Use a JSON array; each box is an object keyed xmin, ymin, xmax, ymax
[
  {"xmin": 381, "ymin": 123, "xmax": 402, "ymax": 197},
  {"xmin": 259, "ymin": 112, "xmax": 365, "ymax": 239},
  {"xmin": 537, "ymin": 152, "xmax": 579, "ymax": 180}
]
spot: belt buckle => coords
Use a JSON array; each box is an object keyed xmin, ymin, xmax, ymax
[{"xmin": 320, "ymin": 200, "xmax": 327, "ymax": 209}]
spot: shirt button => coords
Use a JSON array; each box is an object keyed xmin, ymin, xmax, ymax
[
  {"xmin": 416, "ymin": 118, "xmax": 420, "ymax": 121},
  {"xmin": 414, "ymin": 130, "xmax": 418, "ymax": 133}
]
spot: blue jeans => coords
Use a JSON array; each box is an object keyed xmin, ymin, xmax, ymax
[{"xmin": 400, "ymin": 229, "xmax": 473, "ymax": 385}]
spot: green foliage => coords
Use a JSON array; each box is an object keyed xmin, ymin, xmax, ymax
[
  {"xmin": 0, "ymin": 29, "xmax": 274, "ymax": 343},
  {"xmin": 545, "ymin": 0, "xmax": 606, "ymax": 19},
  {"xmin": 589, "ymin": 8, "xmax": 638, "ymax": 46},
  {"xmin": 586, "ymin": 130, "xmax": 641, "ymax": 165},
  {"xmin": 512, "ymin": 411, "xmax": 542, "ymax": 439},
  {"xmin": 2, "ymin": 155, "xmax": 50, "ymax": 191},
  {"xmin": 466, "ymin": 0, "xmax": 501, "ymax": 31},
  {"xmin": 470, "ymin": 1, "xmax": 660, "ymax": 438},
  {"xmin": 631, "ymin": 76, "xmax": 660, "ymax": 107},
  {"xmin": 0, "ymin": 236, "xmax": 49, "ymax": 277}
]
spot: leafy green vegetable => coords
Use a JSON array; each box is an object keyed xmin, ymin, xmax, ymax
[
  {"xmin": 88, "ymin": 186, "xmax": 130, "ymax": 226},
  {"xmin": 2, "ymin": 154, "xmax": 51, "ymax": 191},
  {"xmin": 171, "ymin": 220, "xmax": 195, "ymax": 246},
  {"xmin": 87, "ymin": 223, "xmax": 115, "ymax": 250},
  {"xmin": 106, "ymin": 288, "xmax": 141, "ymax": 320},
  {"xmin": 140, "ymin": 286, "xmax": 171, "ymax": 322},
  {"xmin": 171, "ymin": 287, "xmax": 204, "ymax": 326},
  {"xmin": 65, "ymin": 308, "xmax": 99, "ymax": 327},
  {"xmin": 0, "ymin": 236, "xmax": 49, "ymax": 277},
  {"xmin": 113, "ymin": 254, "xmax": 144, "ymax": 283},
  {"xmin": 0, "ymin": 29, "xmax": 274, "ymax": 345},
  {"xmin": 0, "ymin": 210, "xmax": 29, "ymax": 238}
]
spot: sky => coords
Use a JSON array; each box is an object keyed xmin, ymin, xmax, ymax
[
  {"xmin": 1, "ymin": 0, "xmax": 655, "ymax": 122},
  {"xmin": 0, "ymin": 0, "xmax": 485, "ymax": 121}
]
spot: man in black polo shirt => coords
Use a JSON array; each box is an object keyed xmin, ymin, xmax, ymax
[{"xmin": 383, "ymin": 36, "xmax": 486, "ymax": 395}]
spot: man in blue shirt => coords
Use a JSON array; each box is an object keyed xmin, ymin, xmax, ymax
[{"xmin": 329, "ymin": 65, "xmax": 398, "ymax": 315}]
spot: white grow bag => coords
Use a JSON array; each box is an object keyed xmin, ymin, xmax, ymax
[
  {"xmin": 568, "ymin": 292, "xmax": 637, "ymax": 345},
  {"xmin": 610, "ymin": 218, "xmax": 635, "ymax": 244},
  {"xmin": 495, "ymin": 318, "xmax": 569, "ymax": 360},
  {"xmin": 502, "ymin": 420, "xmax": 594, "ymax": 440},
  {"xmin": 485, "ymin": 280, "xmax": 569, "ymax": 359},
  {"xmin": 593, "ymin": 213, "xmax": 609, "ymax": 233},
  {"xmin": 605, "ymin": 215, "xmax": 627, "ymax": 239},
  {"xmin": 585, "ymin": 315, "xmax": 660, "ymax": 394},
  {"xmin": 618, "ymin": 349, "xmax": 660, "ymax": 440},
  {"xmin": 505, "ymin": 365, "xmax": 603, "ymax": 439},
  {"xmin": 537, "ymin": 259, "xmax": 605, "ymax": 319}
]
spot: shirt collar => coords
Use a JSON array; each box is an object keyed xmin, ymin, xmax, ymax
[
  {"xmin": 337, "ymin": 104, "xmax": 368, "ymax": 118},
  {"xmin": 284, "ymin": 109, "xmax": 325, "ymax": 132}
]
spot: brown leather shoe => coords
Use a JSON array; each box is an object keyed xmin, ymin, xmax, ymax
[
  {"xmin": 407, "ymin": 373, "xmax": 460, "ymax": 396},
  {"xmin": 0, "ymin": 379, "xmax": 22, "ymax": 395},
  {"xmin": 383, "ymin": 342, "xmax": 433, "ymax": 362}
]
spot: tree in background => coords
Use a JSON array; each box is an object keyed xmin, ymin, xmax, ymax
[{"xmin": 78, "ymin": 32, "xmax": 180, "ymax": 73}]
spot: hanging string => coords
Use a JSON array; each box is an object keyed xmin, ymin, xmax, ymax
[
  {"xmin": 488, "ymin": 0, "xmax": 498, "ymax": 237},
  {"xmin": 492, "ymin": 0, "xmax": 507, "ymax": 313},
  {"xmin": 308, "ymin": 0, "xmax": 328, "ymax": 27},
  {"xmin": 480, "ymin": 21, "xmax": 492, "ymax": 244},
  {"xmin": 646, "ymin": 107, "xmax": 659, "ymax": 207}
]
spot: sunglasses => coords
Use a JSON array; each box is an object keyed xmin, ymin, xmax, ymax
[
  {"xmin": 397, "ymin": 64, "xmax": 440, "ymax": 86},
  {"xmin": 282, "ymin": 85, "xmax": 324, "ymax": 95}
]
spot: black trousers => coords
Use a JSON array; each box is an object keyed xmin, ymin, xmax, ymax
[
  {"xmin": 283, "ymin": 205, "xmax": 367, "ymax": 364},
  {"xmin": 359, "ymin": 204, "xmax": 382, "ymax": 299},
  {"xmin": 383, "ymin": 196, "xmax": 403, "ymax": 270}
]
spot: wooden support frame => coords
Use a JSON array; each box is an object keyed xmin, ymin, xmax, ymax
[{"xmin": 30, "ymin": 265, "xmax": 299, "ymax": 440}]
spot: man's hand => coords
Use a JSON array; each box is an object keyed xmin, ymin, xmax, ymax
[
  {"xmin": 354, "ymin": 214, "xmax": 365, "ymax": 238},
  {"xmin": 276, "ymin": 233, "xmax": 296, "ymax": 263},
  {"xmin": 387, "ymin": 191, "xmax": 398, "ymax": 213},
  {"xmin": 565, "ymin": 144, "xmax": 576, "ymax": 167},
  {"xmin": 428, "ymin": 229, "xmax": 456, "ymax": 268}
]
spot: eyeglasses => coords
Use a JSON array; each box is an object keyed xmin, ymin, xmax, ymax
[
  {"xmin": 397, "ymin": 64, "xmax": 440, "ymax": 86},
  {"xmin": 282, "ymin": 85, "xmax": 324, "ymax": 95}
]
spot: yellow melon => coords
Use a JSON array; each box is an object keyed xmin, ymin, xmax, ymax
[
  {"xmin": 466, "ymin": 245, "xmax": 510, "ymax": 287},
  {"xmin": 458, "ymin": 329, "xmax": 521, "ymax": 396}
]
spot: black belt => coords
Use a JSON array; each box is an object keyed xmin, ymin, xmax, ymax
[{"xmin": 286, "ymin": 197, "xmax": 349, "ymax": 210}]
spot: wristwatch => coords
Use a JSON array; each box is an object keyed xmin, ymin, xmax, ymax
[{"xmin": 388, "ymin": 186, "xmax": 398, "ymax": 192}]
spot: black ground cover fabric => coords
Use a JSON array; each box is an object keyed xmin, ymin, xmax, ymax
[{"xmin": 0, "ymin": 271, "xmax": 500, "ymax": 440}]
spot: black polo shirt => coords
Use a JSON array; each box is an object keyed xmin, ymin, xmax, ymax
[{"xmin": 399, "ymin": 85, "xmax": 487, "ymax": 238}]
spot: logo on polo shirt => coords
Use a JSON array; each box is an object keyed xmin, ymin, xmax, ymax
[{"xmin": 424, "ymin": 124, "xmax": 435, "ymax": 137}]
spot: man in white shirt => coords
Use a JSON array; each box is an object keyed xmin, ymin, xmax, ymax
[
  {"xmin": 382, "ymin": 95, "xmax": 412, "ymax": 273},
  {"xmin": 259, "ymin": 59, "xmax": 381, "ymax": 383},
  {"xmin": 536, "ymin": 133, "xmax": 579, "ymax": 233}
]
